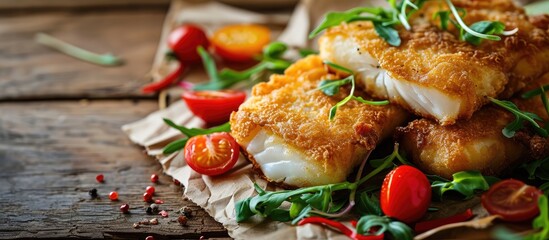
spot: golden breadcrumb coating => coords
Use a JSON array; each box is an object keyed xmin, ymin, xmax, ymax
[
  {"xmin": 397, "ymin": 73, "xmax": 549, "ymax": 179},
  {"xmin": 320, "ymin": 0, "xmax": 549, "ymax": 125},
  {"xmin": 230, "ymin": 55, "xmax": 409, "ymax": 187}
]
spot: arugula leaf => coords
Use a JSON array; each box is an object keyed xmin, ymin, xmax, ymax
[
  {"xmin": 356, "ymin": 192, "xmax": 382, "ymax": 216},
  {"xmin": 433, "ymin": 11, "xmax": 451, "ymax": 30},
  {"xmin": 235, "ymin": 198, "xmax": 255, "ymax": 222},
  {"xmin": 540, "ymin": 182, "xmax": 549, "ymax": 196},
  {"xmin": 197, "ymin": 46, "xmax": 221, "ymax": 82},
  {"xmin": 321, "ymin": 61, "xmax": 390, "ymax": 120},
  {"xmin": 463, "ymin": 21, "xmax": 505, "ymax": 45},
  {"xmin": 163, "ymin": 138, "xmax": 189, "ymax": 154},
  {"xmin": 194, "ymin": 42, "xmax": 293, "ymax": 90},
  {"xmin": 161, "ymin": 120, "xmax": 230, "ymax": 154},
  {"xmin": 309, "ymin": 7, "xmax": 385, "ymax": 38},
  {"xmin": 521, "ymin": 84, "xmax": 549, "ymax": 99},
  {"xmin": 522, "ymin": 157, "xmax": 549, "ymax": 181},
  {"xmin": 269, "ymin": 209, "xmax": 292, "ymax": 222},
  {"xmin": 489, "ymin": 97, "xmax": 548, "ymax": 138},
  {"xmin": 298, "ymin": 48, "xmax": 319, "ymax": 57},
  {"xmin": 235, "ymin": 143, "xmax": 403, "ymax": 223},
  {"xmin": 431, "ymin": 171, "xmax": 495, "ymax": 200},
  {"xmin": 263, "ymin": 41, "xmax": 288, "ymax": 59},
  {"xmin": 373, "ymin": 22, "xmax": 401, "ymax": 46},
  {"xmin": 317, "ymin": 78, "xmax": 352, "ymax": 96},
  {"xmin": 526, "ymin": 195, "xmax": 549, "ymax": 240},
  {"xmin": 352, "ymin": 96, "xmax": 390, "ymax": 105},
  {"xmin": 356, "ymin": 215, "xmax": 413, "ymax": 240}
]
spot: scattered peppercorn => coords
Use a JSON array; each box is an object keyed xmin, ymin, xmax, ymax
[
  {"xmin": 149, "ymin": 218, "xmax": 159, "ymax": 225},
  {"xmin": 159, "ymin": 210, "xmax": 168, "ymax": 218},
  {"xmin": 150, "ymin": 203, "xmax": 160, "ymax": 214},
  {"xmin": 173, "ymin": 178, "xmax": 181, "ymax": 186},
  {"xmin": 146, "ymin": 186, "xmax": 155, "ymax": 195},
  {"xmin": 96, "ymin": 174, "xmax": 104, "ymax": 183},
  {"xmin": 178, "ymin": 215, "xmax": 188, "ymax": 226},
  {"xmin": 150, "ymin": 174, "xmax": 159, "ymax": 183},
  {"xmin": 180, "ymin": 206, "xmax": 192, "ymax": 218},
  {"xmin": 143, "ymin": 192, "xmax": 153, "ymax": 203},
  {"xmin": 139, "ymin": 219, "xmax": 150, "ymax": 225},
  {"xmin": 145, "ymin": 206, "xmax": 153, "ymax": 215},
  {"xmin": 120, "ymin": 204, "xmax": 130, "ymax": 213},
  {"xmin": 133, "ymin": 223, "xmax": 140, "ymax": 229},
  {"xmin": 145, "ymin": 236, "xmax": 155, "ymax": 240},
  {"xmin": 88, "ymin": 188, "xmax": 98, "ymax": 199},
  {"xmin": 109, "ymin": 191, "xmax": 119, "ymax": 201}
]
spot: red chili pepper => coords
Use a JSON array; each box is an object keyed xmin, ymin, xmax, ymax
[
  {"xmin": 414, "ymin": 208, "xmax": 474, "ymax": 233},
  {"xmin": 298, "ymin": 217, "xmax": 384, "ymax": 240},
  {"xmin": 142, "ymin": 63, "xmax": 186, "ymax": 93}
]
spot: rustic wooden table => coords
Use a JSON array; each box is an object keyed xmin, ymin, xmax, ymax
[{"xmin": 0, "ymin": 3, "xmax": 229, "ymax": 239}]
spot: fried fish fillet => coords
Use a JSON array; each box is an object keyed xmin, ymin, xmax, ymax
[
  {"xmin": 319, "ymin": 0, "xmax": 549, "ymax": 125},
  {"xmin": 396, "ymin": 73, "xmax": 549, "ymax": 179},
  {"xmin": 230, "ymin": 55, "xmax": 408, "ymax": 187}
]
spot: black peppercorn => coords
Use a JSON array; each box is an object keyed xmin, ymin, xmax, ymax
[
  {"xmin": 145, "ymin": 206, "xmax": 153, "ymax": 215},
  {"xmin": 88, "ymin": 188, "xmax": 98, "ymax": 198}
]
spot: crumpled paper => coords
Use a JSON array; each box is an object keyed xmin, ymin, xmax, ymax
[{"xmin": 123, "ymin": 0, "xmax": 377, "ymax": 238}]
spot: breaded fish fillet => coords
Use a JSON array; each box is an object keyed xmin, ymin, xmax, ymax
[
  {"xmin": 396, "ymin": 73, "xmax": 549, "ymax": 179},
  {"xmin": 319, "ymin": 0, "xmax": 549, "ymax": 125},
  {"xmin": 230, "ymin": 55, "xmax": 408, "ymax": 187}
]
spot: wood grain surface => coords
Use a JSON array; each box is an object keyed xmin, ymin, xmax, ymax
[
  {"xmin": 0, "ymin": 9, "xmax": 166, "ymax": 101},
  {"xmin": 0, "ymin": 100, "xmax": 228, "ymax": 239},
  {"xmin": 0, "ymin": 3, "xmax": 231, "ymax": 239}
]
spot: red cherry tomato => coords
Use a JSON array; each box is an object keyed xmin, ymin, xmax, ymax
[
  {"xmin": 184, "ymin": 132, "xmax": 239, "ymax": 176},
  {"xmin": 380, "ymin": 165, "xmax": 431, "ymax": 224},
  {"xmin": 481, "ymin": 179, "xmax": 542, "ymax": 222},
  {"xmin": 182, "ymin": 90, "xmax": 246, "ymax": 125},
  {"xmin": 211, "ymin": 24, "xmax": 271, "ymax": 62},
  {"xmin": 168, "ymin": 25, "xmax": 209, "ymax": 63}
]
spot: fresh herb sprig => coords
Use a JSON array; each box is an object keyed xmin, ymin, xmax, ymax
[
  {"xmin": 309, "ymin": 0, "xmax": 517, "ymax": 47},
  {"xmin": 319, "ymin": 61, "xmax": 389, "ymax": 120},
  {"xmin": 193, "ymin": 42, "xmax": 293, "ymax": 90},
  {"xmin": 356, "ymin": 215, "xmax": 414, "ymax": 240},
  {"xmin": 35, "ymin": 32, "xmax": 123, "ymax": 66},
  {"xmin": 526, "ymin": 195, "xmax": 549, "ymax": 240},
  {"xmin": 235, "ymin": 144, "xmax": 404, "ymax": 223},
  {"xmin": 489, "ymin": 97, "xmax": 548, "ymax": 138},
  {"xmin": 161, "ymin": 119, "xmax": 230, "ymax": 154},
  {"xmin": 429, "ymin": 171, "xmax": 499, "ymax": 201},
  {"xmin": 522, "ymin": 157, "xmax": 549, "ymax": 181}
]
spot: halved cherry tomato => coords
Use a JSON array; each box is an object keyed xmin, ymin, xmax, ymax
[
  {"xmin": 184, "ymin": 132, "xmax": 239, "ymax": 176},
  {"xmin": 380, "ymin": 165, "xmax": 431, "ymax": 224},
  {"xmin": 481, "ymin": 179, "xmax": 542, "ymax": 222},
  {"xmin": 168, "ymin": 24, "xmax": 209, "ymax": 63},
  {"xmin": 182, "ymin": 90, "xmax": 246, "ymax": 125},
  {"xmin": 211, "ymin": 24, "xmax": 271, "ymax": 62}
]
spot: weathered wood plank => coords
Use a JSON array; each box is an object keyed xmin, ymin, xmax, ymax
[
  {"xmin": 0, "ymin": 100, "xmax": 229, "ymax": 239},
  {"xmin": 0, "ymin": 9, "xmax": 166, "ymax": 101},
  {"xmin": 0, "ymin": 0, "xmax": 169, "ymax": 11}
]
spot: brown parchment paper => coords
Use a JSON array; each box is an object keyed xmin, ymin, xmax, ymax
[
  {"xmin": 122, "ymin": 0, "xmax": 507, "ymax": 239},
  {"xmin": 123, "ymin": 1, "xmax": 380, "ymax": 238}
]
